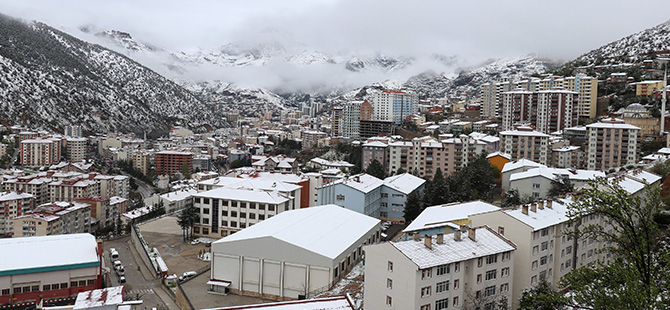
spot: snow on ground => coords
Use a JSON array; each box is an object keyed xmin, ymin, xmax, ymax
[{"xmin": 316, "ymin": 260, "xmax": 365, "ymax": 307}]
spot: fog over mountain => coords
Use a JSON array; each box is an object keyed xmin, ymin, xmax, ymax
[{"xmin": 2, "ymin": 0, "xmax": 670, "ymax": 94}]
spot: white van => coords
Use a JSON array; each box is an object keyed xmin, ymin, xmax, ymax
[
  {"xmin": 179, "ymin": 271, "xmax": 197, "ymax": 282},
  {"xmin": 110, "ymin": 250, "xmax": 119, "ymax": 260}
]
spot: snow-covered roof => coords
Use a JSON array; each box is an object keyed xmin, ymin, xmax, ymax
[
  {"xmin": 0, "ymin": 233, "xmax": 99, "ymax": 276},
  {"xmin": 156, "ymin": 150, "xmax": 193, "ymax": 155},
  {"xmin": 195, "ymin": 187, "xmax": 289, "ymax": 204},
  {"xmin": 391, "ymin": 226, "xmax": 515, "ymax": 269},
  {"xmin": 501, "ymin": 199, "xmax": 572, "ymax": 231},
  {"xmin": 500, "ymin": 129, "xmax": 550, "ymax": 137},
  {"xmin": 161, "ymin": 189, "xmax": 198, "ymax": 202},
  {"xmin": 203, "ymin": 296, "xmax": 355, "ymax": 310},
  {"xmin": 501, "ymin": 159, "xmax": 546, "ymax": 173},
  {"xmin": 336, "ymin": 174, "xmax": 383, "ymax": 194},
  {"xmin": 362, "ymin": 141, "xmax": 388, "ymax": 148},
  {"xmin": 214, "ymin": 205, "xmax": 380, "ymax": 260},
  {"xmin": 0, "ymin": 191, "xmax": 34, "ymax": 201},
  {"xmin": 487, "ymin": 152, "xmax": 511, "ymax": 160},
  {"xmin": 586, "ymin": 119, "xmax": 640, "ymax": 130},
  {"xmin": 552, "ymin": 145, "xmax": 580, "ymax": 152},
  {"xmin": 611, "ymin": 170, "xmax": 662, "ymax": 194},
  {"xmin": 509, "ymin": 167, "xmax": 604, "ymax": 182},
  {"xmin": 74, "ymin": 286, "xmax": 124, "ymax": 309},
  {"xmin": 657, "ymin": 147, "xmax": 670, "ymax": 155},
  {"xmin": 404, "ymin": 201, "xmax": 500, "ymax": 233},
  {"xmin": 383, "ymin": 173, "xmax": 425, "ymax": 194}
]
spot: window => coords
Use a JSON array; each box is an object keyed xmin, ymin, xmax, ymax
[
  {"xmin": 388, "ymin": 261, "xmax": 393, "ymax": 272},
  {"xmin": 588, "ymin": 249, "xmax": 593, "ymax": 257},
  {"xmin": 268, "ymin": 205, "xmax": 276, "ymax": 211},
  {"xmin": 484, "ymin": 285, "xmax": 496, "ymax": 297},
  {"xmin": 486, "ymin": 254, "xmax": 497, "ymax": 264},
  {"xmin": 32, "ymin": 285, "xmax": 40, "ymax": 291},
  {"xmin": 203, "ymin": 228, "xmax": 209, "ymax": 234},
  {"xmin": 421, "ymin": 305, "xmax": 431, "ymax": 310},
  {"xmin": 533, "ymin": 245, "xmax": 539, "ymax": 255},
  {"xmin": 532, "ymin": 183, "xmax": 540, "ymax": 189},
  {"xmin": 540, "ymin": 256, "xmax": 547, "ymax": 266},
  {"xmin": 453, "ymin": 296, "xmax": 459, "ymax": 307},
  {"xmin": 498, "ymin": 226, "xmax": 505, "ymax": 235},
  {"xmin": 454, "ymin": 262, "xmax": 460, "ymax": 272},
  {"xmin": 231, "ymin": 211, "xmax": 237, "ymax": 217},
  {"xmin": 421, "ymin": 286, "xmax": 431, "ymax": 298},
  {"xmin": 484, "ymin": 302, "xmax": 495, "ymax": 310},
  {"xmin": 387, "ymin": 278, "xmax": 392, "ymax": 289},
  {"xmin": 259, "ymin": 214, "xmax": 265, "ymax": 220},
  {"xmin": 454, "ymin": 279, "xmax": 460, "ymax": 289},
  {"xmin": 532, "ymin": 261, "xmax": 538, "ymax": 270},
  {"xmin": 566, "ymin": 245, "xmax": 572, "ymax": 254},
  {"xmin": 501, "ymin": 283, "xmax": 509, "ymax": 293},
  {"xmin": 539, "ymin": 270, "xmax": 547, "ymax": 281},
  {"xmin": 436, "ymin": 281, "xmax": 449, "ymax": 293},
  {"xmin": 203, "ymin": 218, "xmax": 209, "ymax": 224},
  {"xmin": 485, "ymin": 269, "xmax": 497, "ymax": 281},
  {"xmin": 23, "ymin": 286, "xmax": 31, "ymax": 293},
  {"xmin": 240, "ymin": 212, "xmax": 246, "ymax": 218},
  {"xmin": 501, "ymin": 267, "xmax": 510, "ymax": 277},
  {"xmin": 1, "ymin": 289, "xmax": 9, "ymax": 295},
  {"xmin": 436, "ymin": 298, "xmax": 449, "ymax": 310},
  {"xmin": 541, "ymin": 228, "xmax": 549, "ymax": 236},
  {"xmin": 422, "ymin": 268, "xmax": 432, "ymax": 279},
  {"xmin": 386, "ymin": 296, "xmax": 392, "ymax": 306},
  {"xmin": 203, "ymin": 208, "xmax": 210, "ymax": 214},
  {"xmin": 436, "ymin": 264, "xmax": 450, "ymax": 275},
  {"xmin": 337, "ymin": 194, "xmax": 345, "ymax": 201},
  {"xmin": 566, "ymin": 259, "xmax": 572, "ymax": 268},
  {"xmin": 541, "ymin": 241, "xmax": 548, "ymax": 251},
  {"xmin": 42, "ymin": 285, "xmax": 50, "ymax": 291},
  {"xmin": 477, "ymin": 274, "xmax": 482, "ymax": 283},
  {"xmin": 71, "ymin": 281, "xmax": 78, "ymax": 287},
  {"xmin": 531, "ymin": 275, "xmax": 537, "ymax": 285},
  {"xmin": 502, "ymin": 251, "xmax": 511, "ymax": 261},
  {"xmin": 478, "ymin": 257, "xmax": 483, "ymax": 267},
  {"xmin": 203, "ymin": 198, "xmax": 210, "ymax": 204},
  {"xmin": 249, "ymin": 213, "xmax": 256, "ymax": 220}
]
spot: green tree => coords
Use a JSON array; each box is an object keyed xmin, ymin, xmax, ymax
[
  {"xmin": 365, "ymin": 159, "xmax": 387, "ymax": 180},
  {"xmin": 518, "ymin": 280, "xmax": 568, "ymax": 310},
  {"xmin": 651, "ymin": 161, "xmax": 670, "ymax": 182},
  {"xmin": 394, "ymin": 167, "xmax": 406, "ymax": 175},
  {"xmin": 177, "ymin": 203, "xmax": 200, "ymax": 242},
  {"xmin": 501, "ymin": 189, "xmax": 523, "ymax": 208},
  {"xmin": 403, "ymin": 190, "xmax": 423, "ymax": 223},
  {"xmin": 521, "ymin": 177, "xmax": 670, "ymax": 309},
  {"xmin": 547, "ymin": 175, "xmax": 574, "ymax": 198}
]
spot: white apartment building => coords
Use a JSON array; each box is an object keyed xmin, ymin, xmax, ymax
[
  {"xmin": 364, "ymin": 226, "xmax": 516, "ymax": 310},
  {"xmin": 500, "ymin": 126, "xmax": 550, "ymax": 165},
  {"xmin": 470, "ymin": 199, "xmax": 588, "ymax": 309},
  {"xmin": 373, "ymin": 90, "xmax": 418, "ymax": 124},
  {"xmin": 586, "ymin": 118, "xmax": 639, "ymax": 171},
  {"xmin": 343, "ymin": 101, "xmax": 362, "ymax": 139},
  {"xmin": 66, "ymin": 137, "xmax": 88, "ymax": 162}
]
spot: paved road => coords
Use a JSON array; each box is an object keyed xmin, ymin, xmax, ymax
[
  {"xmin": 103, "ymin": 236, "xmax": 168, "ymax": 309},
  {"xmin": 120, "ymin": 171, "xmax": 155, "ymax": 200}
]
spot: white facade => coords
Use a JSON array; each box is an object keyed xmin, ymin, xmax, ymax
[
  {"xmin": 373, "ymin": 90, "xmax": 418, "ymax": 125},
  {"xmin": 343, "ymin": 101, "xmax": 362, "ymax": 139},
  {"xmin": 210, "ymin": 205, "xmax": 381, "ymax": 300},
  {"xmin": 586, "ymin": 118, "xmax": 639, "ymax": 171},
  {"xmin": 364, "ymin": 226, "xmax": 515, "ymax": 310},
  {"xmin": 66, "ymin": 138, "xmax": 87, "ymax": 162}
]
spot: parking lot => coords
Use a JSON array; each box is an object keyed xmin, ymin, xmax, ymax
[
  {"xmin": 138, "ymin": 216, "xmax": 211, "ymax": 277},
  {"xmin": 181, "ymin": 272, "xmax": 270, "ymax": 309}
]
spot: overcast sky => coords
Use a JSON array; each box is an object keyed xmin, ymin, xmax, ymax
[{"xmin": 2, "ymin": 0, "xmax": 670, "ymax": 91}]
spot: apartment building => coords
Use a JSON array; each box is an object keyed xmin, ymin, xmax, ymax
[
  {"xmin": 12, "ymin": 201, "xmax": 91, "ymax": 237},
  {"xmin": 155, "ymin": 150, "xmax": 193, "ymax": 176},
  {"xmin": 20, "ymin": 138, "xmax": 61, "ymax": 167},
  {"xmin": 342, "ymin": 101, "xmax": 362, "ymax": 139},
  {"xmin": 0, "ymin": 192, "xmax": 35, "ymax": 237},
  {"xmin": 500, "ymin": 126, "xmax": 550, "ymax": 165},
  {"xmin": 469, "ymin": 199, "xmax": 591, "ymax": 309},
  {"xmin": 302, "ymin": 130, "xmax": 328, "ymax": 150},
  {"xmin": 362, "ymin": 140, "xmax": 388, "ymax": 171},
  {"xmin": 633, "ymin": 80, "xmax": 663, "ymax": 96},
  {"xmin": 586, "ymin": 118, "xmax": 639, "ymax": 171},
  {"xmin": 373, "ymin": 90, "xmax": 418, "ymax": 125},
  {"xmin": 622, "ymin": 103, "xmax": 659, "ymax": 138},
  {"xmin": 2, "ymin": 174, "xmax": 53, "ymax": 205},
  {"xmin": 192, "ymin": 187, "xmax": 291, "ymax": 238},
  {"xmin": 331, "ymin": 106, "xmax": 344, "ymax": 136},
  {"xmin": 562, "ymin": 74, "xmax": 598, "ymax": 120},
  {"xmin": 48, "ymin": 177, "xmax": 100, "ymax": 202},
  {"xmin": 480, "ymin": 79, "xmax": 514, "ymax": 119},
  {"xmin": 501, "ymin": 89, "xmax": 578, "ymax": 133},
  {"xmin": 66, "ymin": 137, "xmax": 87, "ymax": 162},
  {"xmin": 387, "ymin": 140, "xmax": 412, "ymax": 175},
  {"xmin": 75, "ymin": 197, "xmax": 115, "ymax": 228},
  {"xmin": 364, "ymin": 226, "xmax": 516, "ymax": 310},
  {"xmin": 507, "ymin": 167, "xmax": 604, "ymax": 200},
  {"xmin": 130, "ymin": 150, "xmax": 152, "ymax": 175},
  {"xmin": 552, "ymin": 145, "xmax": 584, "ymax": 169}
]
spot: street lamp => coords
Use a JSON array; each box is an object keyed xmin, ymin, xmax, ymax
[{"xmin": 656, "ymin": 58, "xmax": 670, "ymax": 136}]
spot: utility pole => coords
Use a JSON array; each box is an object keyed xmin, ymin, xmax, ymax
[{"xmin": 658, "ymin": 58, "xmax": 670, "ymax": 136}]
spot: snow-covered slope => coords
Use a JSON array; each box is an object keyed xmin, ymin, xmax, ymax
[
  {"xmin": 0, "ymin": 14, "xmax": 226, "ymax": 133},
  {"xmin": 575, "ymin": 19, "xmax": 670, "ymax": 65}
]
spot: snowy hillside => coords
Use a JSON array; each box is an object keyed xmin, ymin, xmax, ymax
[
  {"xmin": 575, "ymin": 19, "xmax": 670, "ymax": 65},
  {"xmin": 0, "ymin": 14, "xmax": 227, "ymax": 133}
]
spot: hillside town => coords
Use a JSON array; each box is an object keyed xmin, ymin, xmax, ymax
[{"xmin": 1, "ymin": 52, "xmax": 670, "ymax": 310}]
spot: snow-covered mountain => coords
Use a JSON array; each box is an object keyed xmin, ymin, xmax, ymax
[
  {"xmin": 574, "ymin": 19, "xmax": 670, "ymax": 65},
  {"xmin": 0, "ymin": 14, "xmax": 227, "ymax": 134}
]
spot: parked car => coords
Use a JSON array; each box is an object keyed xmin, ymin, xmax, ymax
[
  {"xmin": 110, "ymin": 250, "xmax": 119, "ymax": 260},
  {"xmin": 190, "ymin": 239, "xmax": 201, "ymax": 245},
  {"xmin": 113, "ymin": 260, "xmax": 122, "ymax": 270},
  {"xmin": 119, "ymin": 276, "xmax": 126, "ymax": 283},
  {"xmin": 179, "ymin": 271, "xmax": 197, "ymax": 282},
  {"xmin": 116, "ymin": 266, "xmax": 125, "ymax": 276},
  {"xmin": 205, "ymin": 241, "xmax": 212, "ymax": 247}
]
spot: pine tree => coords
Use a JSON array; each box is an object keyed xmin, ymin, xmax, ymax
[
  {"xmin": 365, "ymin": 159, "xmax": 387, "ymax": 180},
  {"xmin": 403, "ymin": 190, "xmax": 423, "ymax": 223}
]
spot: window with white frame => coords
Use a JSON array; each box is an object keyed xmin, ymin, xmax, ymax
[
  {"xmin": 485, "ymin": 269, "xmax": 497, "ymax": 281},
  {"xmin": 421, "ymin": 286, "xmax": 431, "ymax": 298},
  {"xmin": 436, "ymin": 281, "xmax": 449, "ymax": 293}
]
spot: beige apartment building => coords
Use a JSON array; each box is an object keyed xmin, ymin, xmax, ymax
[
  {"xmin": 469, "ymin": 199, "xmax": 587, "ymax": 309},
  {"xmin": 586, "ymin": 118, "xmax": 639, "ymax": 171},
  {"xmin": 12, "ymin": 201, "xmax": 91, "ymax": 237},
  {"xmin": 364, "ymin": 226, "xmax": 516, "ymax": 310},
  {"xmin": 500, "ymin": 126, "xmax": 550, "ymax": 165},
  {"xmin": 562, "ymin": 74, "xmax": 598, "ymax": 120},
  {"xmin": 65, "ymin": 137, "xmax": 87, "ymax": 162}
]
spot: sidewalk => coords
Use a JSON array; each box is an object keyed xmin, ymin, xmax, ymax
[{"xmin": 127, "ymin": 240, "xmax": 179, "ymax": 309}]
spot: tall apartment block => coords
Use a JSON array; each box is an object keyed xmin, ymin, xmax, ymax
[
  {"xmin": 155, "ymin": 150, "xmax": 193, "ymax": 176},
  {"xmin": 373, "ymin": 90, "xmax": 418, "ymax": 125},
  {"xmin": 562, "ymin": 74, "xmax": 598, "ymax": 120},
  {"xmin": 501, "ymin": 89, "xmax": 578, "ymax": 133},
  {"xmin": 331, "ymin": 106, "xmax": 344, "ymax": 137},
  {"xmin": 586, "ymin": 118, "xmax": 639, "ymax": 171},
  {"xmin": 480, "ymin": 79, "xmax": 513, "ymax": 119},
  {"xmin": 500, "ymin": 126, "xmax": 550, "ymax": 165},
  {"xmin": 20, "ymin": 138, "xmax": 61, "ymax": 167},
  {"xmin": 343, "ymin": 101, "xmax": 362, "ymax": 139}
]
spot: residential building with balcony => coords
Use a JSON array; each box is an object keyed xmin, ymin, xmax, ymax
[
  {"xmin": 500, "ymin": 126, "xmax": 550, "ymax": 165},
  {"xmin": 586, "ymin": 118, "xmax": 639, "ymax": 171}
]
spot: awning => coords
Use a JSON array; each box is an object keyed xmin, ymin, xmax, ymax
[{"xmin": 207, "ymin": 280, "xmax": 230, "ymax": 287}]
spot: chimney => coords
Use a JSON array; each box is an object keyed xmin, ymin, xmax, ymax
[
  {"xmin": 436, "ymin": 233, "xmax": 444, "ymax": 244},
  {"xmin": 522, "ymin": 205, "xmax": 529, "ymax": 215},
  {"xmin": 413, "ymin": 232, "xmax": 420, "ymax": 241},
  {"xmin": 547, "ymin": 200, "xmax": 553, "ymax": 209},
  {"xmin": 454, "ymin": 229, "xmax": 462, "ymax": 241},
  {"xmin": 530, "ymin": 203, "xmax": 537, "ymax": 212},
  {"xmin": 465, "ymin": 227, "xmax": 475, "ymax": 241},
  {"xmin": 424, "ymin": 235, "xmax": 432, "ymax": 249},
  {"xmin": 539, "ymin": 201, "xmax": 544, "ymax": 210}
]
